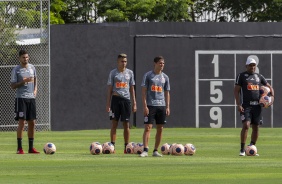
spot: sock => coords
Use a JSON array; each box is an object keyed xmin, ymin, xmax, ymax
[
  {"xmin": 144, "ymin": 147, "xmax": 148, "ymax": 152},
  {"xmin": 17, "ymin": 138, "xmax": 22, "ymax": 150},
  {"xmin": 111, "ymin": 142, "xmax": 115, "ymax": 147},
  {"xmin": 153, "ymin": 149, "xmax": 158, "ymax": 152},
  {"xmin": 29, "ymin": 138, "xmax": 34, "ymax": 151},
  {"xmin": 240, "ymin": 143, "xmax": 245, "ymax": 151},
  {"xmin": 124, "ymin": 143, "xmax": 128, "ymax": 150},
  {"xmin": 250, "ymin": 141, "xmax": 256, "ymax": 145}
]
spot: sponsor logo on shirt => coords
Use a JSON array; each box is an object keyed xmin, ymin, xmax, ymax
[
  {"xmin": 247, "ymin": 83, "xmax": 259, "ymax": 90},
  {"xmin": 151, "ymin": 85, "xmax": 162, "ymax": 92},
  {"xmin": 115, "ymin": 82, "xmax": 128, "ymax": 88}
]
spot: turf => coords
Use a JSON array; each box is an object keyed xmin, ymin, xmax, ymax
[{"xmin": 0, "ymin": 128, "xmax": 282, "ymax": 184}]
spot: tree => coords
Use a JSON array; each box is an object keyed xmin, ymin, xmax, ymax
[{"xmin": 50, "ymin": 0, "xmax": 67, "ymax": 24}]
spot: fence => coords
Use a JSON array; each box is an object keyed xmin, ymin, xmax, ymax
[{"xmin": 0, "ymin": 0, "xmax": 50, "ymax": 131}]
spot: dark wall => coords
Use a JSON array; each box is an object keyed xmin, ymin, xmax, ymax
[{"xmin": 51, "ymin": 22, "xmax": 282, "ymax": 130}]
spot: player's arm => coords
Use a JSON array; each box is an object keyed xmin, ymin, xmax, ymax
[
  {"xmin": 11, "ymin": 77, "xmax": 34, "ymax": 89},
  {"xmin": 34, "ymin": 77, "xmax": 37, "ymax": 97},
  {"xmin": 234, "ymin": 85, "xmax": 244, "ymax": 113},
  {"xmin": 106, "ymin": 85, "xmax": 113, "ymax": 112},
  {"xmin": 142, "ymin": 87, "xmax": 149, "ymax": 116},
  {"xmin": 165, "ymin": 91, "xmax": 170, "ymax": 116},
  {"xmin": 129, "ymin": 85, "xmax": 137, "ymax": 112}
]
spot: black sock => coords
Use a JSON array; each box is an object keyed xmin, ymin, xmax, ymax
[
  {"xmin": 111, "ymin": 142, "xmax": 115, "ymax": 147},
  {"xmin": 240, "ymin": 143, "xmax": 245, "ymax": 151},
  {"xmin": 29, "ymin": 138, "xmax": 34, "ymax": 151},
  {"xmin": 17, "ymin": 138, "xmax": 22, "ymax": 150},
  {"xmin": 250, "ymin": 141, "xmax": 256, "ymax": 145},
  {"xmin": 153, "ymin": 149, "xmax": 158, "ymax": 152},
  {"xmin": 144, "ymin": 147, "xmax": 148, "ymax": 152},
  {"xmin": 124, "ymin": 143, "xmax": 128, "ymax": 150}
]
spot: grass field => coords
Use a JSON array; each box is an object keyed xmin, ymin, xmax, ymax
[{"xmin": 1, "ymin": 128, "xmax": 282, "ymax": 184}]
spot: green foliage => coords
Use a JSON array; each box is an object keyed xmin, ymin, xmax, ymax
[
  {"xmin": 1, "ymin": 128, "xmax": 282, "ymax": 183},
  {"xmin": 50, "ymin": 0, "xmax": 67, "ymax": 24}
]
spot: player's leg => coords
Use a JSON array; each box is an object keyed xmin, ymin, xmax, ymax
[
  {"xmin": 109, "ymin": 96, "xmax": 121, "ymax": 149},
  {"xmin": 27, "ymin": 99, "xmax": 39, "ymax": 154},
  {"xmin": 152, "ymin": 106, "xmax": 166, "ymax": 157},
  {"xmin": 250, "ymin": 124, "xmax": 259, "ymax": 145},
  {"xmin": 110, "ymin": 120, "xmax": 118, "ymax": 145},
  {"xmin": 239, "ymin": 106, "xmax": 251, "ymax": 156},
  {"xmin": 121, "ymin": 98, "xmax": 131, "ymax": 153},
  {"xmin": 15, "ymin": 98, "xmax": 25, "ymax": 154},
  {"xmin": 250, "ymin": 105, "xmax": 262, "ymax": 146},
  {"xmin": 140, "ymin": 124, "xmax": 152, "ymax": 157}
]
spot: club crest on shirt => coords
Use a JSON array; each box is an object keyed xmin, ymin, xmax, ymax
[
  {"xmin": 124, "ymin": 73, "xmax": 130, "ymax": 80},
  {"xmin": 161, "ymin": 76, "xmax": 165, "ymax": 83},
  {"xmin": 254, "ymin": 74, "xmax": 260, "ymax": 82}
]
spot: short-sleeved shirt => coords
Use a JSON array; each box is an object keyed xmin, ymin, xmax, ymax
[
  {"xmin": 235, "ymin": 71, "xmax": 267, "ymax": 106},
  {"xmin": 107, "ymin": 68, "xmax": 135, "ymax": 100},
  {"xmin": 141, "ymin": 70, "xmax": 170, "ymax": 106},
  {"xmin": 11, "ymin": 64, "xmax": 37, "ymax": 99}
]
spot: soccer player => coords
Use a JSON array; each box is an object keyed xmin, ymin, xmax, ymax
[
  {"xmin": 106, "ymin": 53, "xmax": 137, "ymax": 153},
  {"xmin": 140, "ymin": 56, "xmax": 170, "ymax": 157},
  {"xmin": 11, "ymin": 50, "xmax": 40, "ymax": 154},
  {"xmin": 234, "ymin": 57, "xmax": 274, "ymax": 156}
]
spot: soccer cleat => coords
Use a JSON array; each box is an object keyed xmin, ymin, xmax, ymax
[
  {"xmin": 255, "ymin": 153, "xmax": 259, "ymax": 156},
  {"xmin": 139, "ymin": 151, "xmax": 148, "ymax": 157},
  {"xmin": 239, "ymin": 150, "xmax": 245, "ymax": 156},
  {"xmin": 16, "ymin": 148, "xmax": 24, "ymax": 154},
  {"xmin": 152, "ymin": 151, "xmax": 163, "ymax": 157},
  {"xmin": 28, "ymin": 148, "xmax": 40, "ymax": 154}
]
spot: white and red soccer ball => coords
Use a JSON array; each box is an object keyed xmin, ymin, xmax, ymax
[
  {"xmin": 171, "ymin": 143, "xmax": 184, "ymax": 156},
  {"xmin": 160, "ymin": 143, "xmax": 171, "ymax": 155},
  {"xmin": 125, "ymin": 142, "xmax": 136, "ymax": 154},
  {"xmin": 44, "ymin": 142, "xmax": 56, "ymax": 155},
  {"xmin": 184, "ymin": 143, "xmax": 196, "ymax": 155},
  {"xmin": 90, "ymin": 142, "xmax": 102, "ymax": 155},
  {"xmin": 102, "ymin": 142, "xmax": 115, "ymax": 154},
  {"xmin": 133, "ymin": 143, "xmax": 144, "ymax": 154},
  {"xmin": 259, "ymin": 86, "xmax": 271, "ymax": 96},
  {"xmin": 245, "ymin": 145, "xmax": 257, "ymax": 156},
  {"xmin": 259, "ymin": 95, "xmax": 272, "ymax": 108}
]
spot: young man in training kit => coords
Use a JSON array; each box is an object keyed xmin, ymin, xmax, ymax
[
  {"xmin": 140, "ymin": 56, "xmax": 170, "ymax": 157},
  {"xmin": 106, "ymin": 53, "xmax": 137, "ymax": 153},
  {"xmin": 234, "ymin": 57, "xmax": 274, "ymax": 156},
  {"xmin": 11, "ymin": 50, "xmax": 40, "ymax": 154}
]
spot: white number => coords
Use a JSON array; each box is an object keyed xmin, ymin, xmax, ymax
[
  {"xmin": 210, "ymin": 107, "xmax": 222, "ymax": 128},
  {"xmin": 210, "ymin": 81, "xmax": 223, "ymax": 103},
  {"xmin": 212, "ymin": 55, "xmax": 219, "ymax": 77}
]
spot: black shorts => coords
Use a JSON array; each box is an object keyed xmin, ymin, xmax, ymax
[
  {"xmin": 14, "ymin": 98, "xmax": 37, "ymax": 121},
  {"xmin": 241, "ymin": 105, "xmax": 262, "ymax": 125},
  {"xmin": 110, "ymin": 95, "xmax": 131, "ymax": 122},
  {"xmin": 144, "ymin": 106, "xmax": 166, "ymax": 125}
]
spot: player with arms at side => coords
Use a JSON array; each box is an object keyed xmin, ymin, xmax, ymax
[
  {"xmin": 140, "ymin": 56, "xmax": 170, "ymax": 157},
  {"xmin": 106, "ymin": 53, "xmax": 137, "ymax": 153},
  {"xmin": 234, "ymin": 58, "xmax": 274, "ymax": 156},
  {"xmin": 11, "ymin": 50, "xmax": 40, "ymax": 154}
]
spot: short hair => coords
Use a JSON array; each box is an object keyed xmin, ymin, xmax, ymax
[
  {"xmin": 154, "ymin": 56, "xmax": 164, "ymax": 63},
  {"xmin": 118, "ymin": 53, "xmax": 127, "ymax": 59},
  {"xmin": 19, "ymin": 50, "xmax": 28, "ymax": 57}
]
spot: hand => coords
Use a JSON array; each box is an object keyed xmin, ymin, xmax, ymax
[
  {"xmin": 166, "ymin": 107, "xmax": 170, "ymax": 116},
  {"xmin": 143, "ymin": 107, "xmax": 149, "ymax": 116},
  {"xmin": 106, "ymin": 105, "xmax": 110, "ymax": 112},
  {"xmin": 34, "ymin": 90, "xmax": 37, "ymax": 97},
  {"xmin": 237, "ymin": 105, "xmax": 244, "ymax": 113},
  {"xmin": 132, "ymin": 103, "xmax": 137, "ymax": 112},
  {"xmin": 23, "ymin": 77, "xmax": 34, "ymax": 83}
]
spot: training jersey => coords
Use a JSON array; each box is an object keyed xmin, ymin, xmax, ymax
[
  {"xmin": 107, "ymin": 68, "xmax": 135, "ymax": 100},
  {"xmin": 235, "ymin": 71, "xmax": 267, "ymax": 105},
  {"xmin": 141, "ymin": 70, "xmax": 170, "ymax": 106},
  {"xmin": 10, "ymin": 64, "xmax": 37, "ymax": 99}
]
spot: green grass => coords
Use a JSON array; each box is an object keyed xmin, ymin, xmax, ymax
[{"xmin": 1, "ymin": 128, "xmax": 282, "ymax": 184}]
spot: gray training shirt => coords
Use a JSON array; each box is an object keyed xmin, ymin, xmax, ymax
[
  {"xmin": 141, "ymin": 70, "xmax": 170, "ymax": 106},
  {"xmin": 107, "ymin": 68, "xmax": 135, "ymax": 100},
  {"xmin": 11, "ymin": 64, "xmax": 37, "ymax": 99}
]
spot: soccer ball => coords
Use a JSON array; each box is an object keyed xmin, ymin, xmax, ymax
[
  {"xmin": 133, "ymin": 143, "xmax": 144, "ymax": 154},
  {"xmin": 90, "ymin": 142, "xmax": 102, "ymax": 155},
  {"xmin": 160, "ymin": 143, "xmax": 171, "ymax": 155},
  {"xmin": 102, "ymin": 142, "xmax": 115, "ymax": 154},
  {"xmin": 126, "ymin": 142, "xmax": 136, "ymax": 154},
  {"xmin": 169, "ymin": 143, "xmax": 177, "ymax": 155},
  {"xmin": 259, "ymin": 86, "xmax": 270, "ymax": 96},
  {"xmin": 43, "ymin": 143, "xmax": 56, "ymax": 155},
  {"xmin": 245, "ymin": 145, "xmax": 257, "ymax": 156},
  {"xmin": 184, "ymin": 143, "xmax": 196, "ymax": 155},
  {"xmin": 171, "ymin": 143, "xmax": 184, "ymax": 156},
  {"xmin": 259, "ymin": 95, "xmax": 272, "ymax": 108}
]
